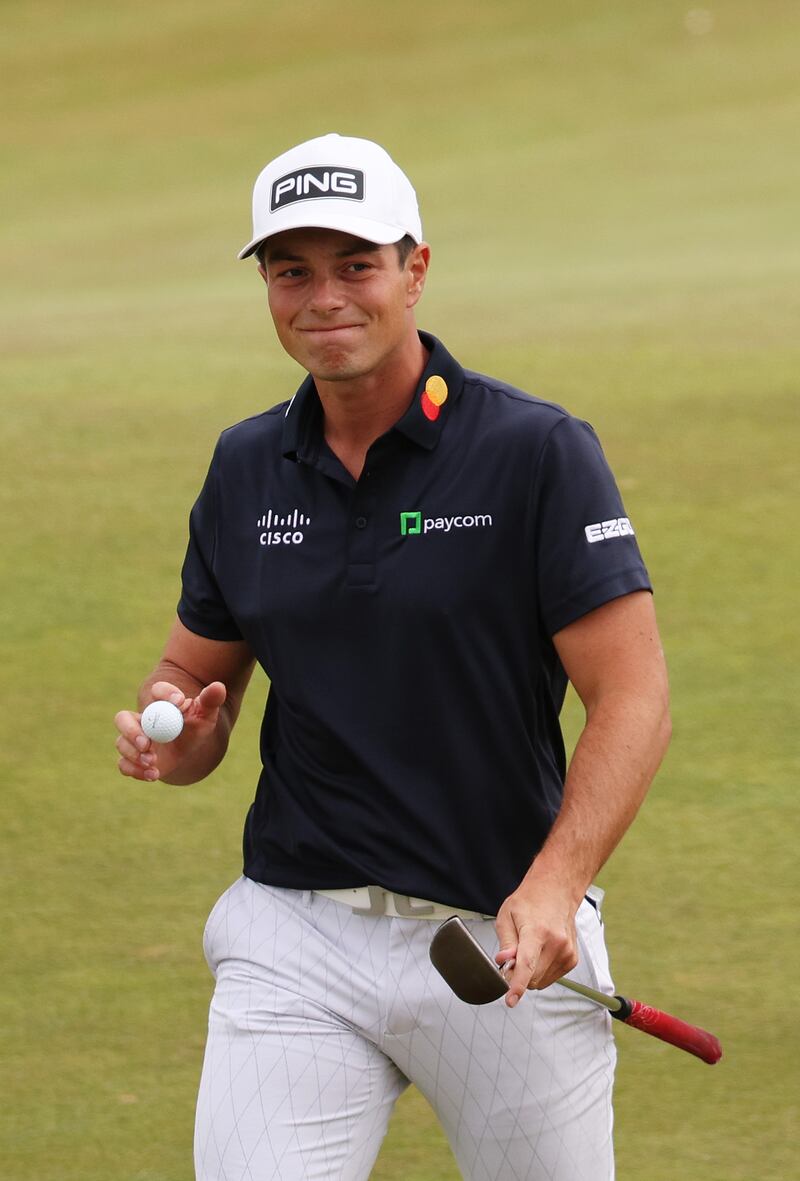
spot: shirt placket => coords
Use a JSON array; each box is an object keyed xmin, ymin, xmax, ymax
[{"xmin": 345, "ymin": 464, "xmax": 378, "ymax": 590}]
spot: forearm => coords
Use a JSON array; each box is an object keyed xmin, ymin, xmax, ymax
[
  {"xmin": 496, "ymin": 685, "xmax": 670, "ymax": 1004},
  {"xmin": 523, "ymin": 685, "xmax": 672, "ymax": 904},
  {"xmin": 496, "ymin": 592, "xmax": 671, "ymax": 1002}
]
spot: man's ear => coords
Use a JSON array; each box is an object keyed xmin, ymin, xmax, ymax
[
  {"xmin": 406, "ymin": 243, "xmax": 431, "ymax": 309},
  {"xmin": 257, "ymin": 263, "xmax": 268, "ymax": 286}
]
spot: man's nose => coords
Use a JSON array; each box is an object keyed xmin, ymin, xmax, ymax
[{"xmin": 307, "ymin": 274, "xmax": 346, "ymax": 313}]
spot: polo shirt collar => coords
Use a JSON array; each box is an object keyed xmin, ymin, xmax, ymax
[
  {"xmin": 281, "ymin": 331, "xmax": 464, "ymax": 461},
  {"xmin": 393, "ymin": 332, "xmax": 465, "ymax": 450},
  {"xmin": 282, "ymin": 375, "xmax": 318, "ymax": 462}
]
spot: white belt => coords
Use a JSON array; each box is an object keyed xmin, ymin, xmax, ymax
[{"xmin": 314, "ymin": 886, "xmax": 493, "ymax": 922}]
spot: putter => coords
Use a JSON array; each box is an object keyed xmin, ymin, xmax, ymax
[{"xmin": 429, "ymin": 916, "xmax": 722, "ymax": 1065}]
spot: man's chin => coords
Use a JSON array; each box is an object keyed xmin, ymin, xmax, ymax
[{"xmin": 299, "ymin": 346, "xmax": 369, "ymax": 384}]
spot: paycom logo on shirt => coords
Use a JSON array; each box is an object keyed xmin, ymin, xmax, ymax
[{"xmin": 400, "ymin": 510, "xmax": 493, "ymax": 536}]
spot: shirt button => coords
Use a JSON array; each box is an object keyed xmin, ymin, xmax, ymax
[{"xmin": 355, "ymin": 516, "xmax": 368, "ymax": 529}]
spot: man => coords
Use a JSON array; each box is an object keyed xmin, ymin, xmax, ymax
[{"xmin": 115, "ymin": 133, "xmax": 671, "ymax": 1180}]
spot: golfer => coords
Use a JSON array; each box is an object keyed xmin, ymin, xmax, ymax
[{"xmin": 115, "ymin": 133, "xmax": 671, "ymax": 1181}]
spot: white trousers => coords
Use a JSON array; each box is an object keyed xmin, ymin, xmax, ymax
[{"xmin": 194, "ymin": 877, "xmax": 616, "ymax": 1181}]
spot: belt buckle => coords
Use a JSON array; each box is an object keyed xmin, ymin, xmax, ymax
[{"xmin": 350, "ymin": 887, "xmax": 434, "ymax": 918}]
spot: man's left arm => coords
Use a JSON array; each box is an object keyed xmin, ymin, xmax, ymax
[{"xmin": 496, "ymin": 589, "xmax": 672, "ymax": 1006}]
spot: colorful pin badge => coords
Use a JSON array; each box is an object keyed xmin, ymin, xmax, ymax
[{"xmin": 420, "ymin": 375, "xmax": 448, "ymax": 421}]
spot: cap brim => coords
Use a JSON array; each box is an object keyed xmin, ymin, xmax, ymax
[{"xmin": 238, "ymin": 212, "xmax": 417, "ymax": 260}]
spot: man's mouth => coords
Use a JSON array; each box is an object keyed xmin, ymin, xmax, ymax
[{"xmin": 297, "ymin": 324, "xmax": 364, "ymax": 335}]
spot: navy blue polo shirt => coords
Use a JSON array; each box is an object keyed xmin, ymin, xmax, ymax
[{"xmin": 178, "ymin": 332, "xmax": 651, "ymax": 915}]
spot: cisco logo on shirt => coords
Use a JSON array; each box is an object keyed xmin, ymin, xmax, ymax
[{"xmin": 258, "ymin": 509, "xmax": 310, "ymax": 546}]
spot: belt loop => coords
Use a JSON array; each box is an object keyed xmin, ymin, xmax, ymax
[
  {"xmin": 350, "ymin": 885, "xmax": 387, "ymax": 916},
  {"xmin": 585, "ymin": 884, "xmax": 605, "ymax": 921},
  {"xmin": 392, "ymin": 893, "xmax": 435, "ymax": 917}
]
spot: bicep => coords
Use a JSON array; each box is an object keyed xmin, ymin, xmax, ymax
[
  {"xmin": 162, "ymin": 616, "xmax": 256, "ymax": 714},
  {"xmin": 552, "ymin": 591, "xmax": 669, "ymax": 715}
]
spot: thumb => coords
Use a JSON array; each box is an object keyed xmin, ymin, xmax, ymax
[
  {"xmin": 194, "ymin": 681, "xmax": 227, "ymax": 717},
  {"xmin": 494, "ymin": 906, "xmax": 520, "ymax": 967}
]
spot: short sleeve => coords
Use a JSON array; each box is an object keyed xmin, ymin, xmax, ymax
[
  {"xmin": 176, "ymin": 444, "xmax": 243, "ymax": 641},
  {"xmin": 534, "ymin": 416, "xmax": 652, "ymax": 636}
]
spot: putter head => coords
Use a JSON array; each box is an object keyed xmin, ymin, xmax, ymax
[{"xmin": 429, "ymin": 916, "xmax": 509, "ymax": 1004}]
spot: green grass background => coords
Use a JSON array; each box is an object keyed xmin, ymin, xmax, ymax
[{"xmin": 2, "ymin": 1, "xmax": 798, "ymax": 1177}]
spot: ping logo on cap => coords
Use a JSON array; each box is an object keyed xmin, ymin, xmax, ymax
[{"xmin": 270, "ymin": 167, "xmax": 365, "ymax": 211}]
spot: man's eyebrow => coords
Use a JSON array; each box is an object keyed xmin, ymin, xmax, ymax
[{"xmin": 263, "ymin": 249, "xmax": 304, "ymax": 264}]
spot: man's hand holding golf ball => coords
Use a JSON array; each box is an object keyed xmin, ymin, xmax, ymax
[{"xmin": 115, "ymin": 681, "xmax": 228, "ymax": 784}]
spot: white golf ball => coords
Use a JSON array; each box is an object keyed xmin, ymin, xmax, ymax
[{"xmin": 141, "ymin": 700, "xmax": 185, "ymax": 744}]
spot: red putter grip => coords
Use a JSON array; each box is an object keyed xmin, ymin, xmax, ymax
[{"xmin": 620, "ymin": 999, "xmax": 722, "ymax": 1064}]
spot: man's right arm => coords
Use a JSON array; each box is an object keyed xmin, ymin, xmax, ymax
[{"xmin": 115, "ymin": 617, "xmax": 256, "ymax": 786}]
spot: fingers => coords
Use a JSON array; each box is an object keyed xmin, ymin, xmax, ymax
[
  {"xmin": 150, "ymin": 681, "xmax": 191, "ymax": 710},
  {"xmin": 494, "ymin": 908, "xmax": 520, "ymax": 975},
  {"xmin": 114, "ymin": 680, "xmax": 228, "ymax": 783},
  {"xmin": 114, "ymin": 681, "xmax": 186, "ymax": 783},
  {"xmin": 152, "ymin": 681, "xmax": 226, "ymax": 723},
  {"xmin": 511, "ymin": 925, "xmax": 577, "ymax": 1005},
  {"xmin": 117, "ymin": 751, "xmax": 160, "ymax": 781},
  {"xmin": 495, "ymin": 896, "xmax": 579, "ymax": 1008},
  {"xmin": 114, "ymin": 709, "xmax": 160, "ymax": 781},
  {"xmin": 495, "ymin": 907, "xmax": 530, "ymax": 1006},
  {"xmin": 504, "ymin": 933, "xmax": 542, "ymax": 1007}
]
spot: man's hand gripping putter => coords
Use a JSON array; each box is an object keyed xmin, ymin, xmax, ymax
[{"xmin": 429, "ymin": 916, "xmax": 722, "ymax": 1065}]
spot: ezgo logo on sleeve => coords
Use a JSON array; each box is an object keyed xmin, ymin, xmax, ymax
[
  {"xmin": 400, "ymin": 509, "xmax": 493, "ymax": 536},
  {"xmin": 584, "ymin": 517, "xmax": 635, "ymax": 543}
]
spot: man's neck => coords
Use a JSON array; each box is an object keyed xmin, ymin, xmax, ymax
[{"xmin": 317, "ymin": 332, "xmax": 428, "ymax": 481}]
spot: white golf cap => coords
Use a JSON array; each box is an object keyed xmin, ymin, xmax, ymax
[{"xmin": 238, "ymin": 133, "xmax": 423, "ymax": 260}]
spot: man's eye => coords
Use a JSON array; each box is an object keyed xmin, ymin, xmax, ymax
[{"xmin": 346, "ymin": 262, "xmax": 371, "ymax": 273}]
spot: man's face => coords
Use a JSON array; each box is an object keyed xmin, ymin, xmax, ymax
[{"xmin": 259, "ymin": 228, "xmax": 429, "ymax": 385}]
